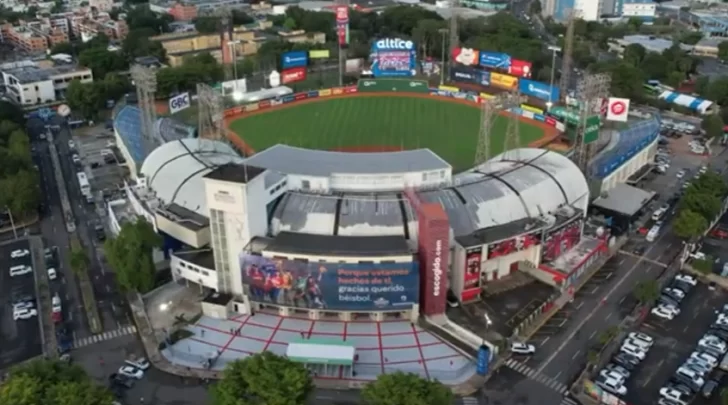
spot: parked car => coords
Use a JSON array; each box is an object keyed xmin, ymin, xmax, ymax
[
  {"xmin": 10, "ymin": 249, "xmax": 30, "ymax": 258},
  {"xmin": 117, "ymin": 366, "xmax": 143, "ymax": 380}
]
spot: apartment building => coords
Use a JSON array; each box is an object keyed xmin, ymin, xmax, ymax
[
  {"xmin": 169, "ymin": 3, "xmax": 198, "ymax": 21},
  {"xmin": 1, "ymin": 59, "xmax": 93, "ymax": 106},
  {"xmin": 152, "ymin": 21, "xmax": 325, "ymax": 67},
  {"xmin": 70, "ymin": 12, "xmax": 129, "ymax": 42},
  {"xmin": 0, "ymin": 19, "xmax": 69, "ymax": 52}
]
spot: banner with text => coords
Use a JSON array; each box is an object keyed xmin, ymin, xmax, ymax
[
  {"xmin": 281, "ymin": 51, "xmax": 308, "ymax": 69},
  {"xmin": 336, "ymin": 6, "xmax": 349, "ymax": 46},
  {"xmin": 240, "ymin": 254, "xmax": 419, "ymax": 311},
  {"xmin": 490, "ymin": 72, "xmax": 518, "ymax": 90},
  {"xmin": 450, "ymin": 66, "xmax": 490, "ymax": 87},
  {"xmin": 518, "ymin": 78, "xmax": 560, "ymax": 102},
  {"xmin": 281, "ymin": 67, "xmax": 307, "ymax": 84},
  {"xmin": 309, "ymin": 50, "xmax": 330, "ymax": 59},
  {"xmin": 370, "ymin": 38, "xmax": 417, "ymax": 78},
  {"xmin": 357, "ymin": 78, "xmax": 428, "ymax": 93},
  {"xmin": 462, "ymin": 247, "xmax": 482, "ymax": 302}
]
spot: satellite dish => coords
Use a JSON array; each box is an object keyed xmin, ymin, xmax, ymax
[{"xmin": 57, "ymin": 104, "xmax": 71, "ymax": 117}]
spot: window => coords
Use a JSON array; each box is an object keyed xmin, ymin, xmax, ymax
[
  {"xmin": 301, "ymin": 180, "xmax": 310, "ymax": 190},
  {"xmin": 201, "ymin": 271, "xmax": 209, "ymax": 276}
]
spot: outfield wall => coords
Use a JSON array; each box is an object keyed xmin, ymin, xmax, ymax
[{"xmin": 222, "ymin": 80, "xmax": 567, "ymax": 156}]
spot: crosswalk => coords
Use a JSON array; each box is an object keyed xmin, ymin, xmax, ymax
[
  {"xmin": 73, "ymin": 325, "xmax": 137, "ymax": 349},
  {"xmin": 504, "ymin": 358, "xmax": 569, "ymax": 395},
  {"xmin": 461, "ymin": 397, "xmax": 478, "ymax": 405},
  {"xmin": 560, "ymin": 397, "xmax": 578, "ymax": 405}
]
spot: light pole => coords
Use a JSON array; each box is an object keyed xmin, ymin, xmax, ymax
[
  {"xmin": 227, "ymin": 40, "xmax": 241, "ymax": 88},
  {"xmin": 438, "ymin": 28, "xmax": 449, "ymax": 86},
  {"xmin": 547, "ymin": 45, "xmax": 561, "ymax": 110},
  {"xmin": 6, "ymin": 207, "xmax": 17, "ymax": 239}
]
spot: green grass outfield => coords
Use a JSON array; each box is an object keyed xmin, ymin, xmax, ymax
[{"xmin": 229, "ymin": 96, "xmax": 545, "ymax": 172}]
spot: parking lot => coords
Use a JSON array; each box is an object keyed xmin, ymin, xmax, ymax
[
  {"xmin": 0, "ymin": 239, "xmax": 43, "ymax": 369},
  {"xmin": 611, "ymin": 282, "xmax": 726, "ymax": 405},
  {"xmin": 71, "ymin": 126, "xmax": 128, "ymax": 204},
  {"xmin": 448, "ymin": 275, "xmax": 557, "ymax": 338}
]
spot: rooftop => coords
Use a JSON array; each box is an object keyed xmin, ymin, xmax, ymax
[
  {"xmin": 2, "ymin": 61, "xmax": 89, "ymax": 84},
  {"xmin": 455, "ymin": 216, "xmax": 551, "ymax": 247},
  {"xmin": 202, "ymin": 291, "xmax": 232, "ymax": 306},
  {"xmin": 265, "ymin": 231, "xmax": 412, "ymax": 257},
  {"xmin": 203, "ymin": 163, "xmax": 267, "ymax": 184},
  {"xmin": 242, "ymin": 144, "xmax": 451, "ymax": 178},
  {"xmin": 175, "ymin": 249, "xmax": 216, "ymax": 270},
  {"xmin": 157, "ymin": 203, "xmax": 209, "ymax": 231},
  {"xmin": 616, "ymin": 35, "xmax": 693, "ymax": 54},
  {"xmin": 591, "ymin": 183, "xmax": 656, "ymax": 217}
]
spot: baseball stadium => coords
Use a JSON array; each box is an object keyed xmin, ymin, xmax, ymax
[{"xmin": 107, "ymin": 63, "xmax": 660, "ymax": 384}]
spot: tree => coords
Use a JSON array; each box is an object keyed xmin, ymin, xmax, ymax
[
  {"xmin": 680, "ymin": 189, "xmax": 721, "ymax": 222},
  {"xmin": 194, "ymin": 16, "xmax": 219, "ymax": 34},
  {"xmin": 0, "ymin": 101, "xmax": 24, "ymax": 125},
  {"xmin": 66, "ymin": 80, "xmax": 103, "ymax": 119},
  {"xmin": 70, "ymin": 245, "xmax": 89, "ymax": 276},
  {"xmin": 633, "ymin": 280, "xmax": 659, "ymax": 303},
  {"xmin": 673, "ymin": 209, "xmax": 708, "ymax": 240},
  {"xmin": 210, "ymin": 352, "xmax": 313, "ymax": 405},
  {"xmin": 361, "ymin": 371, "xmax": 454, "ymax": 405},
  {"xmin": 125, "ymin": 5, "xmax": 173, "ymax": 33},
  {"xmin": 0, "ymin": 359, "xmax": 113, "ymax": 405},
  {"xmin": 528, "ymin": 0, "xmax": 541, "ymax": 15},
  {"xmin": 702, "ymin": 114, "xmax": 725, "ymax": 139},
  {"xmin": 719, "ymin": 41, "xmax": 728, "ymax": 62},
  {"xmin": 78, "ymin": 46, "xmax": 127, "ymax": 79},
  {"xmin": 622, "ymin": 44, "xmax": 646, "ymax": 66},
  {"xmin": 104, "ymin": 220, "xmax": 161, "ymax": 293}
]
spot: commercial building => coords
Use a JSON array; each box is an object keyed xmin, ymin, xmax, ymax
[
  {"xmin": 69, "ymin": 11, "xmax": 129, "ymax": 42},
  {"xmin": 687, "ymin": 11, "xmax": 728, "ymax": 37},
  {"xmin": 608, "ymin": 35, "xmax": 693, "ymax": 56},
  {"xmin": 151, "ymin": 25, "xmax": 325, "ymax": 67},
  {"xmin": 543, "ymin": 0, "xmax": 600, "ymax": 21},
  {"xmin": 169, "ymin": 3, "xmax": 198, "ymax": 21},
  {"xmin": 692, "ymin": 37, "xmax": 728, "ymax": 58},
  {"xmin": 618, "ymin": 0, "xmax": 656, "ymax": 21},
  {"xmin": 0, "ymin": 59, "xmax": 92, "ymax": 106},
  {"xmin": 0, "ymin": 19, "xmax": 69, "ymax": 52}
]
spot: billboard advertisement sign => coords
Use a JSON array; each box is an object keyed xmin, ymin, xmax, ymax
[
  {"xmin": 490, "ymin": 72, "xmax": 518, "ymax": 90},
  {"xmin": 518, "ymin": 79, "xmax": 560, "ymax": 103},
  {"xmin": 451, "ymin": 48, "xmax": 480, "ymax": 67},
  {"xmin": 584, "ymin": 115, "xmax": 601, "ymax": 144},
  {"xmin": 508, "ymin": 59, "xmax": 532, "ymax": 78},
  {"xmin": 357, "ymin": 78, "xmax": 428, "ymax": 93},
  {"xmin": 281, "ymin": 67, "xmax": 307, "ymax": 84},
  {"xmin": 487, "ymin": 233, "xmax": 541, "ymax": 259},
  {"xmin": 370, "ymin": 38, "xmax": 417, "ymax": 78},
  {"xmin": 462, "ymin": 247, "xmax": 482, "ymax": 302},
  {"xmin": 336, "ymin": 6, "xmax": 349, "ymax": 46},
  {"xmin": 606, "ymin": 97, "xmax": 630, "ymax": 122},
  {"xmin": 479, "ymin": 51, "xmax": 510, "ymax": 69},
  {"xmin": 309, "ymin": 50, "xmax": 330, "ymax": 59},
  {"xmin": 541, "ymin": 218, "xmax": 583, "ymax": 262},
  {"xmin": 169, "ymin": 92, "xmax": 190, "ymax": 114},
  {"xmin": 239, "ymin": 255, "xmax": 419, "ymax": 311},
  {"xmin": 450, "ymin": 66, "xmax": 480, "ymax": 84},
  {"xmin": 476, "ymin": 345, "xmax": 490, "ymax": 375},
  {"xmin": 281, "ymin": 51, "xmax": 308, "ymax": 69}
]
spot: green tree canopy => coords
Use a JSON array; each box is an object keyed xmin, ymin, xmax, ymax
[
  {"xmin": 0, "ymin": 359, "xmax": 114, "ymax": 405},
  {"xmin": 104, "ymin": 220, "xmax": 162, "ymax": 293},
  {"xmin": 70, "ymin": 244, "xmax": 89, "ymax": 276},
  {"xmin": 211, "ymin": 352, "xmax": 314, "ymax": 405},
  {"xmin": 0, "ymin": 123, "xmax": 39, "ymax": 218},
  {"xmin": 78, "ymin": 46, "xmax": 128, "ymax": 79},
  {"xmin": 362, "ymin": 371, "xmax": 454, "ymax": 405},
  {"xmin": 702, "ymin": 114, "xmax": 725, "ymax": 139},
  {"xmin": 633, "ymin": 280, "xmax": 660, "ymax": 303},
  {"xmin": 673, "ymin": 209, "xmax": 709, "ymax": 240}
]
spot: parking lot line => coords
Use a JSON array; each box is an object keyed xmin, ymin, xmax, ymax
[
  {"xmin": 641, "ymin": 359, "xmax": 663, "ymax": 387},
  {"xmin": 575, "ymin": 302, "xmax": 583, "ymax": 310},
  {"xmin": 571, "ymin": 350, "xmax": 580, "ymax": 360},
  {"xmin": 539, "ymin": 337, "xmax": 550, "ymax": 346}
]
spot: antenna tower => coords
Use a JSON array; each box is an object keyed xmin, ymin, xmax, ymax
[
  {"xmin": 217, "ymin": 6, "xmax": 234, "ymax": 81},
  {"xmin": 197, "ymin": 83, "xmax": 225, "ymax": 146},
  {"xmin": 559, "ymin": 10, "xmax": 576, "ymax": 102},
  {"xmin": 573, "ymin": 72, "xmax": 611, "ymax": 174},
  {"xmin": 131, "ymin": 64, "xmax": 159, "ymax": 158},
  {"xmin": 448, "ymin": 0, "xmax": 459, "ymax": 55},
  {"xmin": 474, "ymin": 90, "xmax": 523, "ymax": 166}
]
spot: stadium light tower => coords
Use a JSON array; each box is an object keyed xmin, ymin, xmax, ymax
[
  {"xmin": 573, "ymin": 72, "xmax": 611, "ymax": 174},
  {"xmin": 197, "ymin": 83, "xmax": 225, "ymax": 146},
  {"xmin": 131, "ymin": 64, "xmax": 159, "ymax": 158},
  {"xmin": 559, "ymin": 10, "xmax": 577, "ymax": 103},
  {"xmin": 546, "ymin": 45, "xmax": 561, "ymax": 110},
  {"xmin": 438, "ymin": 28, "xmax": 448, "ymax": 85},
  {"xmin": 473, "ymin": 91, "xmax": 522, "ymax": 167}
]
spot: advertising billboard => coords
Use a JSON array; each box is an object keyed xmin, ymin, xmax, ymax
[
  {"xmin": 451, "ymin": 48, "xmax": 480, "ymax": 67},
  {"xmin": 487, "ymin": 233, "xmax": 541, "ymax": 259},
  {"xmin": 370, "ymin": 38, "xmax": 417, "ymax": 78},
  {"xmin": 606, "ymin": 97, "xmax": 630, "ymax": 122},
  {"xmin": 281, "ymin": 67, "xmax": 307, "ymax": 84},
  {"xmin": 239, "ymin": 254, "xmax": 419, "ymax": 311},
  {"xmin": 508, "ymin": 59, "xmax": 532, "ymax": 78},
  {"xmin": 450, "ymin": 66, "xmax": 480, "ymax": 83},
  {"xmin": 584, "ymin": 115, "xmax": 601, "ymax": 144},
  {"xmin": 336, "ymin": 5, "xmax": 349, "ymax": 46},
  {"xmin": 169, "ymin": 92, "xmax": 190, "ymax": 114},
  {"xmin": 462, "ymin": 247, "xmax": 482, "ymax": 302},
  {"xmin": 490, "ymin": 72, "xmax": 518, "ymax": 90},
  {"xmin": 518, "ymin": 79, "xmax": 560, "ymax": 103},
  {"xmin": 541, "ymin": 218, "xmax": 583, "ymax": 262},
  {"xmin": 479, "ymin": 51, "xmax": 510, "ymax": 69},
  {"xmin": 281, "ymin": 51, "xmax": 308, "ymax": 69},
  {"xmin": 309, "ymin": 50, "xmax": 330, "ymax": 59},
  {"xmin": 357, "ymin": 79, "xmax": 428, "ymax": 93}
]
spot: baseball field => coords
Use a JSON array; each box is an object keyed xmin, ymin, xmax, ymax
[{"xmin": 227, "ymin": 94, "xmax": 556, "ymax": 172}]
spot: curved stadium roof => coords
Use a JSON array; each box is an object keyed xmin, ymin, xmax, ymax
[
  {"xmin": 271, "ymin": 148, "xmax": 589, "ymax": 238},
  {"xmin": 140, "ymin": 138, "xmax": 246, "ymax": 216}
]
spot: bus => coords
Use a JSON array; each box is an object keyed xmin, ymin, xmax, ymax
[{"xmin": 76, "ymin": 172, "xmax": 90, "ymax": 196}]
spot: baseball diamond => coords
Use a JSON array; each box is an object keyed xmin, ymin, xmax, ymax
[{"xmin": 227, "ymin": 93, "xmax": 556, "ymax": 172}]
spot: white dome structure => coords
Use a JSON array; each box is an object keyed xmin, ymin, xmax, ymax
[{"xmin": 140, "ymin": 138, "xmax": 245, "ymax": 216}]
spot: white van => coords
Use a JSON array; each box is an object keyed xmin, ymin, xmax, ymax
[
  {"xmin": 646, "ymin": 226, "xmax": 660, "ymax": 242},
  {"xmin": 652, "ymin": 208, "xmax": 666, "ymax": 221}
]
